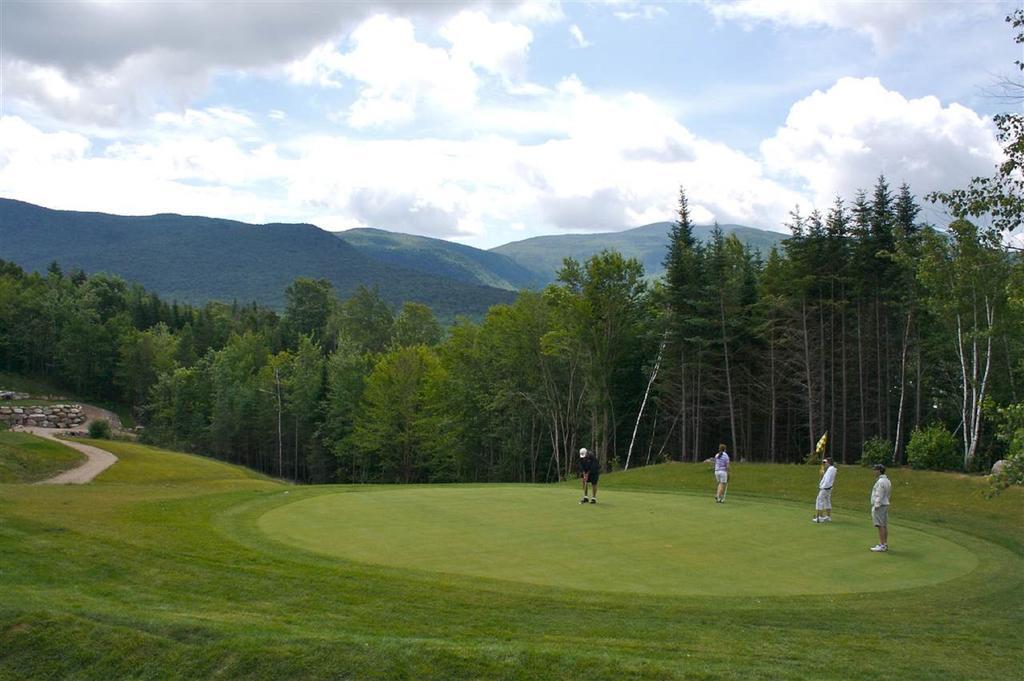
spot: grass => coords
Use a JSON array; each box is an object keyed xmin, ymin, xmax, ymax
[
  {"xmin": 0, "ymin": 444, "xmax": 1021, "ymax": 680},
  {"xmin": 0, "ymin": 431, "xmax": 86, "ymax": 483},
  {"xmin": 260, "ymin": 486, "xmax": 976, "ymax": 596},
  {"xmin": 1, "ymin": 399, "xmax": 66, "ymax": 407}
]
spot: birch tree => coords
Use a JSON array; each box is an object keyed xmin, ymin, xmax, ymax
[{"xmin": 918, "ymin": 220, "xmax": 1009, "ymax": 468}]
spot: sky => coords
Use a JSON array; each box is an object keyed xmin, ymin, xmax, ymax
[{"xmin": 0, "ymin": 0, "xmax": 1020, "ymax": 249}]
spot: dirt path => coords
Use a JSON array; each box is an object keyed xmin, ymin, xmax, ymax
[{"xmin": 15, "ymin": 426, "xmax": 118, "ymax": 484}]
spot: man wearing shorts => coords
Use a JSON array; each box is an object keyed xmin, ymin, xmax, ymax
[
  {"xmin": 579, "ymin": 448, "xmax": 599, "ymax": 504},
  {"xmin": 813, "ymin": 457, "xmax": 837, "ymax": 523},
  {"xmin": 713, "ymin": 444, "xmax": 729, "ymax": 503},
  {"xmin": 870, "ymin": 464, "xmax": 892, "ymax": 552}
]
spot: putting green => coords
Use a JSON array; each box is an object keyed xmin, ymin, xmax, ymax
[{"xmin": 257, "ymin": 486, "xmax": 978, "ymax": 596}]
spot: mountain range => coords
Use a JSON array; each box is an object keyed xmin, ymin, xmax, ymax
[
  {"xmin": 0, "ymin": 198, "xmax": 788, "ymax": 316},
  {"xmin": 491, "ymin": 221, "xmax": 784, "ymax": 283},
  {"xmin": 0, "ymin": 198, "xmax": 514, "ymax": 320},
  {"xmin": 336, "ymin": 222, "xmax": 785, "ymax": 290}
]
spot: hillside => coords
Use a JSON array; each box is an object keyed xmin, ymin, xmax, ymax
[
  {"xmin": 492, "ymin": 221, "xmax": 786, "ymax": 284},
  {"xmin": 337, "ymin": 227, "xmax": 543, "ymax": 291},
  {"xmin": 0, "ymin": 199, "xmax": 514, "ymax": 319}
]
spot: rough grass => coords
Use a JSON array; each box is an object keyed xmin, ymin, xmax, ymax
[
  {"xmin": 0, "ymin": 431, "xmax": 86, "ymax": 483},
  {"xmin": 0, "ymin": 443, "xmax": 1021, "ymax": 680}
]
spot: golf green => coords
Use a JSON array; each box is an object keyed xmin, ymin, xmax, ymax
[{"xmin": 257, "ymin": 486, "xmax": 978, "ymax": 596}]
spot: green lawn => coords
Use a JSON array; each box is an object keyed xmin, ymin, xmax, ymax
[
  {"xmin": 0, "ymin": 443, "xmax": 1021, "ymax": 680},
  {"xmin": 0, "ymin": 431, "xmax": 86, "ymax": 483},
  {"xmin": 260, "ymin": 486, "xmax": 975, "ymax": 596},
  {"xmin": 1, "ymin": 399, "xmax": 65, "ymax": 407}
]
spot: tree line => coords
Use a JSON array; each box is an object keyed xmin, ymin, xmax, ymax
[{"xmin": 0, "ymin": 174, "xmax": 1020, "ymax": 484}]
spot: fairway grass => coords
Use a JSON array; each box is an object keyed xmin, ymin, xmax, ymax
[
  {"xmin": 259, "ymin": 486, "xmax": 976, "ymax": 597},
  {"xmin": 1, "ymin": 442, "xmax": 1021, "ymax": 680}
]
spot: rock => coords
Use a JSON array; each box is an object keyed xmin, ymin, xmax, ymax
[{"xmin": 991, "ymin": 460, "xmax": 1007, "ymax": 476}]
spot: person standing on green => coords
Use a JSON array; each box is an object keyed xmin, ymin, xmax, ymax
[
  {"xmin": 870, "ymin": 464, "xmax": 892, "ymax": 552},
  {"xmin": 713, "ymin": 444, "xmax": 730, "ymax": 503},
  {"xmin": 579, "ymin": 448, "xmax": 599, "ymax": 504},
  {"xmin": 813, "ymin": 457, "xmax": 837, "ymax": 523}
]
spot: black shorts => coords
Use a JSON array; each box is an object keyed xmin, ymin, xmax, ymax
[{"xmin": 586, "ymin": 473, "xmax": 599, "ymax": 485}]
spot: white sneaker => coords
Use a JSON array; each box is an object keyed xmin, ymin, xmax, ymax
[
  {"xmin": 821, "ymin": 517, "xmax": 832, "ymax": 523},
  {"xmin": 812, "ymin": 517, "xmax": 821, "ymax": 523},
  {"xmin": 580, "ymin": 497, "xmax": 589, "ymax": 504},
  {"xmin": 870, "ymin": 544, "xmax": 887, "ymax": 552}
]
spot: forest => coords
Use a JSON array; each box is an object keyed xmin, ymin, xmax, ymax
[{"xmin": 1, "ymin": 171, "xmax": 1021, "ymax": 485}]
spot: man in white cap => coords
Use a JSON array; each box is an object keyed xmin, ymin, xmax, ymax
[
  {"xmin": 579, "ymin": 448, "xmax": 599, "ymax": 504},
  {"xmin": 813, "ymin": 456, "xmax": 837, "ymax": 523},
  {"xmin": 870, "ymin": 464, "xmax": 892, "ymax": 552}
]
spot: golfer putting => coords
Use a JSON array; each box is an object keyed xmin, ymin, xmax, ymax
[
  {"xmin": 579, "ymin": 448, "xmax": 599, "ymax": 504},
  {"xmin": 713, "ymin": 444, "xmax": 730, "ymax": 503}
]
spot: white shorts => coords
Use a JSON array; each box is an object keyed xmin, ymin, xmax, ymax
[
  {"xmin": 715, "ymin": 470, "xmax": 728, "ymax": 484},
  {"xmin": 815, "ymin": 488, "xmax": 833, "ymax": 510}
]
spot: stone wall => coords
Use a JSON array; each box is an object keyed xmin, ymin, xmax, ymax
[{"xmin": 0, "ymin": 404, "xmax": 86, "ymax": 429}]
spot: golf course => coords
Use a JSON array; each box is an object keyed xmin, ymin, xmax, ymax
[{"xmin": 1, "ymin": 435, "xmax": 1022, "ymax": 679}]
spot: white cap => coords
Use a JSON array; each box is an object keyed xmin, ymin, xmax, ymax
[{"xmin": 579, "ymin": 448, "xmax": 588, "ymax": 457}]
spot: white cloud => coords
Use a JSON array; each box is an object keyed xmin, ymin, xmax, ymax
[
  {"xmin": 569, "ymin": 25, "xmax": 591, "ymax": 48},
  {"xmin": 2, "ymin": 1, "xmax": 506, "ymax": 125},
  {"xmin": 0, "ymin": 116, "xmax": 283, "ymax": 221},
  {"xmin": 153, "ymin": 108, "xmax": 257, "ymax": 132},
  {"xmin": 290, "ymin": 12, "xmax": 540, "ymax": 128},
  {"xmin": 760, "ymin": 77, "xmax": 1002, "ymax": 207},
  {"xmin": 339, "ymin": 15, "xmax": 479, "ymax": 128},
  {"xmin": 707, "ymin": 0, "xmax": 996, "ymax": 50},
  {"xmin": 3, "ymin": 72, "xmax": 1003, "ymax": 250},
  {"xmin": 613, "ymin": 4, "xmax": 668, "ymax": 22},
  {"xmin": 441, "ymin": 11, "xmax": 534, "ymax": 81},
  {"xmin": 507, "ymin": 0, "xmax": 565, "ymax": 24}
]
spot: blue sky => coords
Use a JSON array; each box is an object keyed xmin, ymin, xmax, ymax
[{"xmin": 1, "ymin": 1, "xmax": 1019, "ymax": 248}]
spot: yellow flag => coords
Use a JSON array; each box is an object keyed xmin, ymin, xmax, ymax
[{"xmin": 815, "ymin": 431, "xmax": 828, "ymax": 474}]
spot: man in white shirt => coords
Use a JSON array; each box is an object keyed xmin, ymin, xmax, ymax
[
  {"xmin": 813, "ymin": 457, "xmax": 837, "ymax": 523},
  {"xmin": 870, "ymin": 464, "xmax": 892, "ymax": 552}
]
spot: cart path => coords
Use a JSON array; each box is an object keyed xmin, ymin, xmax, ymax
[
  {"xmin": 20, "ymin": 426, "xmax": 118, "ymax": 484},
  {"xmin": 11, "ymin": 402, "xmax": 123, "ymax": 484}
]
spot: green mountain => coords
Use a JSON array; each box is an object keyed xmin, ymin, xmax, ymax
[
  {"xmin": 337, "ymin": 228, "xmax": 543, "ymax": 291},
  {"xmin": 491, "ymin": 222, "xmax": 786, "ymax": 284},
  {"xmin": 0, "ymin": 199, "xmax": 514, "ymax": 319}
]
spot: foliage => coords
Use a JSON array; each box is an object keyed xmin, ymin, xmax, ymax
[
  {"xmin": 349, "ymin": 345, "xmax": 451, "ymax": 483},
  {"xmin": 906, "ymin": 424, "xmax": 961, "ymax": 471},
  {"xmin": 87, "ymin": 418, "xmax": 112, "ymax": 439},
  {"xmin": 990, "ymin": 402, "xmax": 1024, "ymax": 493},
  {"xmin": 859, "ymin": 437, "xmax": 891, "ymax": 467},
  {"xmin": 392, "ymin": 302, "xmax": 442, "ymax": 347}
]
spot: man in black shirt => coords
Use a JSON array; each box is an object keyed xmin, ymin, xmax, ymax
[{"xmin": 579, "ymin": 448, "xmax": 599, "ymax": 504}]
